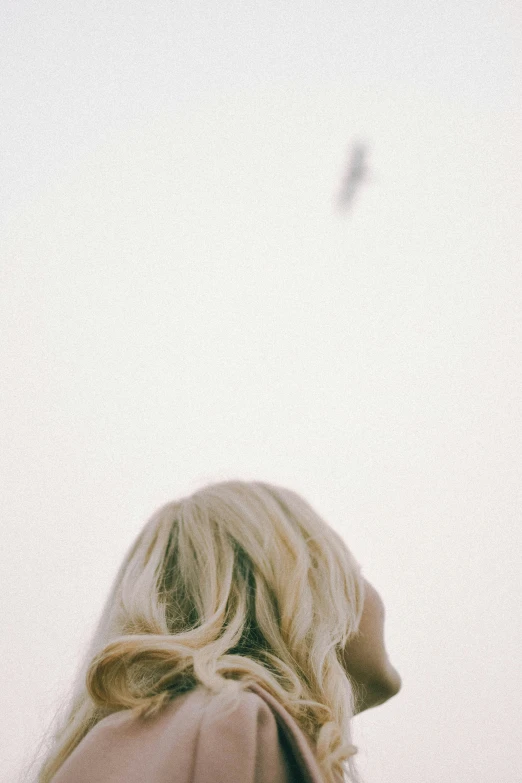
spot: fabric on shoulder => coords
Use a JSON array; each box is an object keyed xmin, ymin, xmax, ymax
[
  {"xmin": 246, "ymin": 682, "xmax": 328, "ymax": 783},
  {"xmin": 50, "ymin": 683, "xmax": 328, "ymax": 783}
]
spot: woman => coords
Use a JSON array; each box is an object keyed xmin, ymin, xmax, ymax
[{"xmin": 33, "ymin": 480, "xmax": 401, "ymax": 783}]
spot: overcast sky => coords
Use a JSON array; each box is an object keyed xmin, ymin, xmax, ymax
[{"xmin": 1, "ymin": 2, "xmax": 521, "ymax": 782}]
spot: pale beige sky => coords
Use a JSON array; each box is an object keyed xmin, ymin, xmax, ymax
[{"xmin": 1, "ymin": 3, "xmax": 520, "ymax": 782}]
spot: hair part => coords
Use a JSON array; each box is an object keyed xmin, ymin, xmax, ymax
[{"xmin": 30, "ymin": 480, "xmax": 366, "ymax": 783}]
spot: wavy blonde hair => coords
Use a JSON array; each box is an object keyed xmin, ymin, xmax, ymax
[{"xmin": 32, "ymin": 480, "xmax": 366, "ymax": 783}]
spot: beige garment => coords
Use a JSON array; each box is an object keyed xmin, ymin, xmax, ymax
[{"xmin": 51, "ymin": 682, "xmax": 331, "ymax": 783}]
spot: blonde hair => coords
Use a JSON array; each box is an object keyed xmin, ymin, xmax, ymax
[{"xmin": 32, "ymin": 480, "xmax": 366, "ymax": 783}]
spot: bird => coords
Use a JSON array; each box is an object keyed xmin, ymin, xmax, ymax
[{"xmin": 335, "ymin": 140, "xmax": 369, "ymax": 213}]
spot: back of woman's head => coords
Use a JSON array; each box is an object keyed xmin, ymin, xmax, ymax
[{"xmin": 35, "ymin": 480, "xmax": 366, "ymax": 783}]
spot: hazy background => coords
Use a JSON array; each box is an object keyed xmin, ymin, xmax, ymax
[{"xmin": 1, "ymin": 2, "xmax": 520, "ymax": 782}]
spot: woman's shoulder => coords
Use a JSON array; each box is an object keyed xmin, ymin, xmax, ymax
[{"xmin": 50, "ymin": 683, "xmax": 325, "ymax": 783}]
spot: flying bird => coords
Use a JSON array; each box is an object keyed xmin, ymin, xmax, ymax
[{"xmin": 335, "ymin": 141, "xmax": 369, "ymax": 213}]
